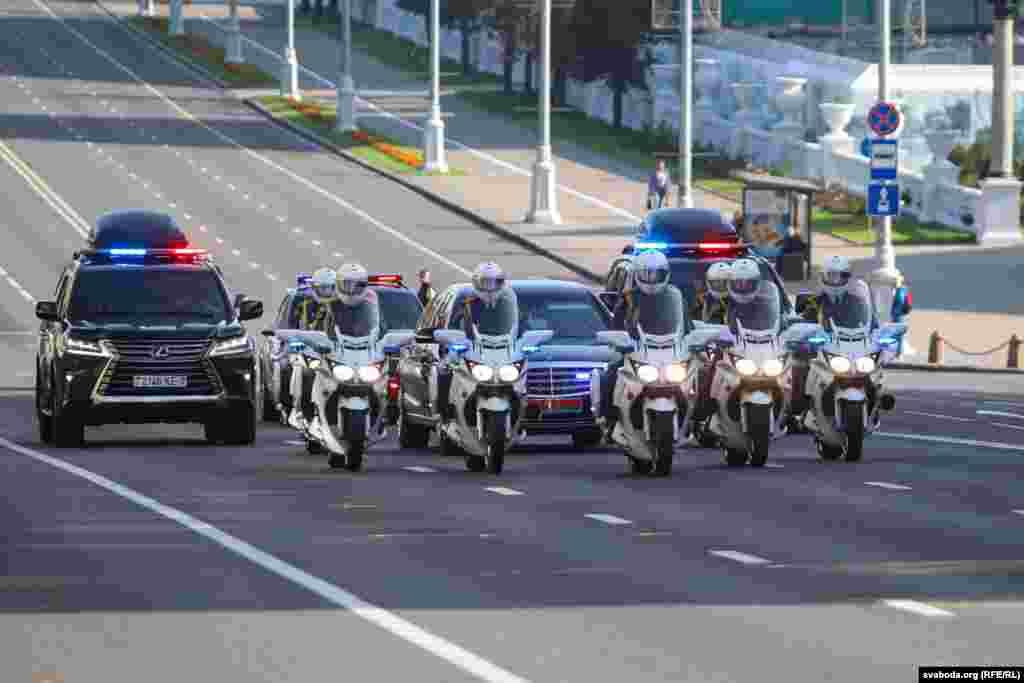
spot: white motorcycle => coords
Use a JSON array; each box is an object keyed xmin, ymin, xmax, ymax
[
  {"xmin": 593, "ymin": 324, "xmax": 692, "ymax": 476},
  {"xmin": 432, "ymin": 326, "xmax": 553, "ymax": 474},
  {"xmin": 280, "ymin": 330, "xmax": 335, "ymax": 453},
  {"xmin": 689, "ymin": 319, "xmax": 791, "ymax": 467},
  {"xmin": 792, "ymin": 321, "xmax": 903, "ymax": 462}
]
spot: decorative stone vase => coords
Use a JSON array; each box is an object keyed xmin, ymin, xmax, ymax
[
  {"xmin": 819, "ymin": 102, "xmax": 854, "ymax": 139},
  {"xmin": 925, "ymin": 129, "xmax": 958, "ymax": 168},
  {"xmin": 694, "ymin": 58, "xmax": 720, "ymax": 111},
  {"xmin": 773, "ymin": 76, "xmax": 806, "ymax": 134}
]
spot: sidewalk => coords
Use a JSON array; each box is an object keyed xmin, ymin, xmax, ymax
[{"xmin": 106, "ymin": 2, "xmax": 1022, "ymax": 369}]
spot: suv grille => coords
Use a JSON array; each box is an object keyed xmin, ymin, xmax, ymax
[
  {"xmin": 525, "ymin": 364, "xmax": 600, "ymax": 398},
  {"xmin": 99, "ymin": 338, "xmax": 220, "ymax": 396}
]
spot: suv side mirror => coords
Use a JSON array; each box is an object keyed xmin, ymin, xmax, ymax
[
  {"xmin": 597, "ymin": 292, "xmax": 620, "ymax": 311},
  {"xmin": 35, "ymin": 301, "xmax": 59, "ymax": 321},
  {"xmin": 238, "ymin": 299, "xmax": 263, "ymax": 321}
]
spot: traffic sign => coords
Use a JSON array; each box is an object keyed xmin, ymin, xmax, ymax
[
  {"xmin": 869, "ymin": 139, "xmax": 898, "ymax": 180},
  {"xmin": 867, "ymin": 101, "xmax": 901, "ymax": 137},
  {"xmin": 867, "ymin": 182, "xmax": 900, "ymax": 216}
]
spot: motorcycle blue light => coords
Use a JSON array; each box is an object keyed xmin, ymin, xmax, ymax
[
  {"xmin": 383, "ymin": 345, "xmax": 400, "ymax": 353},
  {"xmin": 522, "ymin": 345, "xmax": 539, "ymax": 353},
  {"xmin": 807, "ymin": 335, "xmax": 829, "ymax": 344},
  {"xmin": 878, "ymin": 336, "xmax": 898, "ymax": 347},
  {"xmin": 575, "ymin": 373, "xmax": 590, "ymax": 380},
  {"xmin": 449, "ymin": 343, "xmax": 468, "ymax": 352}
]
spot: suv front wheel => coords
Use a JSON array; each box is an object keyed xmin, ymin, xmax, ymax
[{"xmin": 51, "ymin": 375, "xmax": 84, "ymax": 448}]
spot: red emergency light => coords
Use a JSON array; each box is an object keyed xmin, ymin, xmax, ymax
[{"xmin": 369, "ymin": 274, "xmax": 402, "ymax": 284}]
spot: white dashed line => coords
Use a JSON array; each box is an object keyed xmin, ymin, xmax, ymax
[
  {"xmin": 708, "ymin": 550, "xmax": 772, "ymax": 565},
  {"xmin": 1013, "ymin": 510, "xmax": 1024, "ymax": 516},
  {"xmin": 992, "ymin": 422, "xmax": 1024, "ymax": 431},
  {"xmin": 277, "ymin": 216, "xmax": 286, "ymax": 223},
  {"xmin": 485, "ymin": 487, "xmax": 523, "ymax": 496},
  {"xmin": 231, "ymin": 249, "xmax": 241, "ymax": 256},
  {"xmin": 184, "ymin": 213, "xmax": 192, "ymax": 220},
  {"xmin": 904, "ymin": 411, "xmax": 974, "ymax": 422},
  {"xmin": 249, "ymin": 262, "xmax": 261, "ymax": 269},
  {"xmin": 259, "ymin": 203, "xmax": 268, "ymax": 210},
  {"xmin": 882, "ymin": 600, "xmax": 955, "ymax": 618},
  {"xmin": 227, "ymin": 184, "xmax": 236, "ymax": 190},
  {"xmin": 764, "ymin": 463, "xmax": 784, "ymax": 468},
  {"xmin": 978, "ymin": 410, "xmax": 1024, "ymax": 420},
  {"xmin": 168, "ymin": 203, "xmax": 176, "ymax": 209},
  {"xmin": 284, "ymin": 440, "xmax": 305, "ymax": 446},
  {"xmin": 333, "ymin": 252, "xmax": 343, "ymax": 258},
  {"xmin": 865, "ymin": 481, "xmax": 912, "ymax": 491},
  {"xmin": 585, "ymin": 514, "xmax": 632, "ymax": 526},
  {"xmin": 312, "ymin": 240, "xmax": 322, "ymax": 247},
  {"xmin": 242, "ymin": 194, "xmax": 250, "ymax": 201},
  {"xmin": 216, "ymin": 238, "xmax": 224, "ymax": 244},
  {"xmin": 200, "ymin": 225, "xmax": 208, "ymax": 232},
  {"xmin": 403, "ymin": 466, "xmax": 437, "ymax": 473},
  {"xmin": 292, "ymin": 227, "xmax": 302, "ymax": 234},
  {"xmin": 266, "ymin": 274, "xmax": 278, "ymax": 281},
  {"xmin": 876, "ymin": 432, "xmax": 1024, "ymax": 453}
]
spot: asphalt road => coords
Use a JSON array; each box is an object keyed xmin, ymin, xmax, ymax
[{"xmin": 1, "ymin": 1, "xmax": 1024, "ymax": 681}]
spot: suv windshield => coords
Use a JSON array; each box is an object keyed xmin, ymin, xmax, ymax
[
  {"xmin": 68, "ymin": 269, "xmax": 230, "ymax": 323},
  {"xmin": 516, "ymin": 289, "xmax": 610, "ymax": 345},
  {"xmin": 376, "ymin": 289, "xmax": 422, "ymax": 333}
]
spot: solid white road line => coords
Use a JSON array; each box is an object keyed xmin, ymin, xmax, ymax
[
  {"xmin": 978, "ymin": 410, "xmax": 1024, "ymax": 420},
  {"xmin": 904, "ymin": 411, "xmax": 975, "ymax": 422},
  {"xmin": 875, "ymin": 431, "xmax": 1024, "ymax": 453},
  {"xmin": 708, "ymin": 550, "xmax": 772, "ymax": 565},
  {"xmin": 584, "ymin": 514, "xmax": 632, "ymax": 526},
  {"xmin": 1013, "ymin": 510, "xmax": 1024, "ymax": 516},
  {"xmin": 56, "ymin": 4, "xmax": 474, "ymax": 278},
  {"xmin": 763, "ymin": 463, "xmax": 784, "ymax": 468},
  {"xmin": 403, "ymin": 466, "xmax": 437, "ymax": 473},
  {"xmin": 284, "ymin": 440, "xmax": 306, "ymax": 446},
  {"xmin": 992, "ymin": 422, "xmax": 1024, "ymax": 431},
  {"xmin": 882, "ymin": 599, "xmax": 955, "ymax": 618},
  {"xmin": 865, "ymin": 481, "xmax": 912, "ymax": 491},
  {"xmin": 0, "ymin": 140, "xmax": 91, "ymax": 238},
  {"xmin": 485, "ymin": 487, "xmax": 524, "ymax": 496},
  {"xmin": 0, "ymin": 263, "xmax": 36, "ymax": 303},
  {"xmin": 0, "ymin": 435, "xmax": 527, "ymax": 683}
]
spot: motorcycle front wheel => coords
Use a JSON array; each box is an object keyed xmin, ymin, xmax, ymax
[
  {"xmin": 745, "ymin": 404, "xmax": 773, "ymax": 467},
  {"xmin": 843, "ymin": 402, "xmax": 865, "ymax": 462}
]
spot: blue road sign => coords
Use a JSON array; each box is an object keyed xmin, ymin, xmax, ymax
[
  {"xmin": 869, "ymin": 139, "xmax": 898, "ymax": 180},
  {"xmin": 867, "ymin": 182, "xmax": 900, "ymax": 216},
  {"xmin": 868, "ymin": 101, "xmax": 901, "ymax": 136},
  {"xmin": 860, "ymin": 137, "xmax": 871, "ymax": 157}
]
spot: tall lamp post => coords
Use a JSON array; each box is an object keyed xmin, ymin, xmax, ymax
[
  {"xmin": 867, "ymin": 0, "xmax": 903, "ymax": 321},
  {"xmin": 678, "ymin": 0, "xmax": 693, "ymax": 208},
  {"xmin": 283, "ymin": 0, "xmax": 301, "ymax": 100},
  {"xmin": 423, "ymin": 0, "xmax": 448, "ymax": 172},
  {"xmin": 336, "ymin": 0, "xmax": 357, "ymax": 132},
  {"xmin": 527, "ymin": 0, "xmax": 561, "ymax": 224},
  {"xmin": 226, "ymin": 0, "xmax": 244, "ymax": 65}
]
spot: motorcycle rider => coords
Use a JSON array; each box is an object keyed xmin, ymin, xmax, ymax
[
  {"xmin": 800, "ymin": 256, "xmax": 879, "ymax": 332},
  {"xmin": 700, "ymin": 261, "xmax": 733, "ymax": 324},
  {"xmin": 601, "ymin": 249, "xmax": 687, "ymax": 436},
  {"xmin": 288, "ymin": 267, "xmax": 338, "ymax": 332},
  {"xmin": 329, "ymin": 263, "xmax": 380, "ymax": 338},
  {"xmin": 726, "ymin": 258, "xmax": 782, "ymax": 334},
  {"xmin": 435, "ymin": 262, "xmax": 515, "ymax": 422}
]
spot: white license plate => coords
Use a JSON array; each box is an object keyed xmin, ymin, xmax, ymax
[{"xmin": 133, "ymin": 375, "xmax": 187, "ymax": 388}]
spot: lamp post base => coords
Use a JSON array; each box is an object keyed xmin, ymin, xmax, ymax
[
  {"xmin": 423, "ymin": 115, "xmax": 448, "ymax": 173},
  {"xmin": 281, "ymin": 51, "xmax": 300, "ymax": 101},
  {"xmin": 336, "ymin": 75, "xmax": 357, "ymax": 133},
  {"xmin": 527, "ymin": 157, "xmax": 561, "ymax": 225},
  {"xmin": 978, "ymin": 176, "xmax": 1024, "ymax": 244},
  {"xmin": 225, "ymin": 17, "xmax": 244, "ymax": 64}
]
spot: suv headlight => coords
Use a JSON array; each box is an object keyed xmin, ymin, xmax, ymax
[
  {"xmin": 210, "ymin": 335, "xmax": 251, "ymax": 357},
  {"xmin": 63, "ymin": 336, "xmax": 109, "ymax": 357},
  {"xmin": 854, "ymin": 356, "xmax": 875, "ymax": 374},
  {"xmin": 829, "ymin": 355, "xmax": 852, "ymax": 373}
]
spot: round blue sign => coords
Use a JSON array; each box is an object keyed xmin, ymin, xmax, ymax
[
  {"xmin": 868, "ymin": 101, "xmax": 901, "ymax": 136},
  {"xmin": 860, "ymin": 137, "xmax": 871, "ymax": 157}
]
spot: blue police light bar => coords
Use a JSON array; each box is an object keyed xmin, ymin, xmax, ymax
[
  {"xmin": 108, "ymin": 248, "xmax": 147, "ymax": 256},
  {"xmin": 634, "ymin": 242, "xmax": 668, "ymax": 250}
]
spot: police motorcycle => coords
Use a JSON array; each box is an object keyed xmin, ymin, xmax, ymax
[
  {"xmin": 687, "ymin": 261, "xmax": 791, "ymax": 467},
  {"xmin": 433, "ymin": 287, "xmax": 554, "ymax": 475},
  {"xmin": 790, "ymin": 281, "xmax": 902, "ymax": 462},
  {"xmin": 280, "ymin": 329, "xmax": 336, "ymax": 452}
]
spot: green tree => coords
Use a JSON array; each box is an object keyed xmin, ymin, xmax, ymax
[{"xmin": 396, "ymin": 0, "xmax": 496, "ymax": 75}]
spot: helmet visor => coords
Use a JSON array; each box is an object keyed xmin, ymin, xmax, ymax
[
  {"xmin": 823, "ymin": 270, "xmax": 851, "ymax": 288},
  {"xmin": 338, "ymin": 278, "xmax": 367, "ymax": 299},
  {"xmin": 474, "ymin": 274, "xmax": 505, "ymax": 294},
  {"xmin": 636, "ymin": 266, "xmax": 670, "ymax": 288},
  {"xmin": 707, "ymin": 278, "xmax": 729, "ymax": 295},
  {"xmin": 313, "ymin": 283, "xmax": 336, "ymax": 299},
  {"xmin": 730, "ymin": 278, "xmax": 758, "ymax": 296}
]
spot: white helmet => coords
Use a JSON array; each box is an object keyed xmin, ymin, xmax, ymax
[
  {"xmin": 310, "ymin": 267, "xmax": 337, "ymax": 303},
  {"xmin": 472, "ymin": 261, "xmax": 507, "ymax": 306},
  {"xmin": 705, "ymin": 261, "xmax": 733, "ymax": 298},
  {"xmin": 336, "ymin": 263, "xmax": 369, "ymax": 305},
  {"xmin": 728, "ymin": 258, "xmax": 761, "ymax": 304},
  {"xmin": 822, "ymin": 255, "xmax": 852, "ymax": 301},
  {"xmin": 633, "ymin": 249, "xmax": 670, "ymax": 295}
]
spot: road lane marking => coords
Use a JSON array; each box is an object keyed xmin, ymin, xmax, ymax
[
  {"xmin": 403, "ymin": 466, "xmax": 436, "ymax": 473},
  {"xmin": 882, "ymin": 599, "xmax": 955, "ymax": 618},
  {"xmin": 585, "ymin": 513, "xmax": 632, "ymax": 525},
  {"xmin": 485, "ymin": 487, "xmax": 523, "ymax": 496},
  {"xmin": 73, "ymin": 10, "xmax": 474, "ymax": 278},
  {"xmin": 0, "ymin": 264, "xmax": 36, "ymax": 303},
  {"xmin": 284, "ymin": 440, "xmax": 305, "ymax": 446},
  {"xmin": 875, "ymin": 431, "xmax": 1024, "ymax": 453},
  {"xmin": 978, "ymin": 410, "xmax": 1024, "ymax": 420},
  {"xmin": 865, "ymin": 481, "xmax": 912, "ymax": 491},
  {"xmin": 992, "ymin": 422, "xmax": 1024, "ymax": 431},
  {"xmin": 763, "ymin": 463, "xmax": 784, "ymax": 468},
  {"xmin": 0, "ymin": 140, "xmax": 91, "ymax": 238},
  {"xmin": 904, "ymin": 411, "xmax": 975, "ymax": 422},
  {"xmin": 1013, "ymin": 510, "xmax": 1024, "ymax": 516},
  {"xmin": 708, "ymin": 550, "xmax": 772, "ymax": 565},
  {"xmin": 0, "ymin": 434, "xmax": 528, "ymax": 683}
]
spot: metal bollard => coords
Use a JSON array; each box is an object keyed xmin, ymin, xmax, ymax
[
  {"xmin": 927, "ymin": 331, "xmax": 943, "ymax": 364},
  {"xmin": 1008, "ymin": 334, "xmax": 1021, "ymax": 369}
]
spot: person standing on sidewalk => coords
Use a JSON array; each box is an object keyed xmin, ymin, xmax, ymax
[
  {"xmin": 647, "ymin": 159, "xmax": 671, "ymax": 210},
  {"xmin": 417, "ymin": 269, "xmax": 436, "ymax": 307}
]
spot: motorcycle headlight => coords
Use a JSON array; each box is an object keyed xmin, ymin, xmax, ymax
[
  {"xmin": 855, "ymin": 356, "xmax": 876, "ymax": 374},
  {"xmin": 308, "ymin": 358, "xmax": 321, "ymax": 370},
  {"xmin": 358, "ymin": 365, "xmax": 381, "ymax": 383},
  {"xmin": 209, "ymin": 335, "xmax": 251, "ymax": 357},
  {"xmin": 63, "ymin": 336, "xmax": 109, "ymax": 357},
  {"xmin": 664, "ymin": 363, "xmax": 687, "ymax": 383},
  {"xmin": 761, "ymin": 358, "xmax": 784, "ymax": 377},
  {"xmin": 497, "ymin": 364, "xmax": 520, "ymax": 382},
  {"xmin": 471, "ymin": 364, "xmax": 494, "ymax": 382},
  {"xmin": 735, "ymin": 358, "xmax": 757, "ymax": 376},
  {"xmin": 333, "ymin": 364, "xmax": 355, "ymax": 381},
  {"xmin": 636, "ymin": 365, "xmax": 659, "ymax": 383},
  {"xmin": 829, "ymin": 355, "xmax": 852, "ymax": 374}
]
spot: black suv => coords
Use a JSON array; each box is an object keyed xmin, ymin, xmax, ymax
[
  {"xmin": 34, "ymin": 210, "xmax": 263, "ymax": 447},
  {"xmin": 603, "ymin": 207, "xmax": 794, "ymax": 315}
]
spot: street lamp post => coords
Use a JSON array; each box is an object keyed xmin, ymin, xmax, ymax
[
  {"xmin": 282, "ymin": 0, "xmax": 301, "ymax": 100},
  {"xmin": 226, "ymin": 0, "xmax": 244, "ymax": 65},
  {"xmin": 867, "ymin": 0, "xmax": 902, "ymax": 321},
  {"xmin": 423, "ymin": 0, "xmax": 448, "ymax": 172},
  {"xmin": 336, "ymin": 0, "xmax": 357, "ymax": 132},
  {"xmin": 169, "ymin": 0, "xmax": 184, "ymax": 35},
  {"xmin": 527, "ymin": 0, "xmax": 561, "ymax": 223},
  {"xmin": 677, "ymin": 0, "xmax": 693, "ymax": 208}
]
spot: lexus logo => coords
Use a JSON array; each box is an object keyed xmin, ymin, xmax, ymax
[{"xmin": 151, "ymin": 345, "xmax": 171, "ymax": 359}]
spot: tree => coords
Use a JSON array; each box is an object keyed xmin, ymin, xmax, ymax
[
  {"xmin": 396, "ymin": 0, "xmax": 497, "ymax": 75},
  {"xmin": 556, "ymin": 0, "xmax": 651, "ymax": 128},
  {"xmin": 493, "ymin": 4, "xmax": 533, "ymax": 94}
]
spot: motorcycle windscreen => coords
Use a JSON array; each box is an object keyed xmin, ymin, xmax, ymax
[
  {"xmin": 729, "ymin": 282, "xmax": 781, "ymax": 333},
  {"xmin": 472, "ymin": 288, "xmax": 519, "ymax": 337},
  {"xmin": 824, "ymin": 280, "xmax": 874, "ymax": 330},
  {"xmin": 330, "ymin": 298, "xmax": 380, "ymax": 338},
  {"xmin": 633, "ymin": 286, "xmax": 686, "ymax": 336}
]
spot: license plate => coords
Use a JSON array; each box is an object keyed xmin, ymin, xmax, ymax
[
  {"xmin": 530, "ymin": 398, "xmax": 582, "ymax": 413},
  {"xmin": 133, "ymin": 375, "xmax": 187, "ymax": 388}
]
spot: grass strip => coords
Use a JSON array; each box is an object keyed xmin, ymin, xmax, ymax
[{"xmin": 812, "ymin": 209, "xmax": 977, "ymax": 245}]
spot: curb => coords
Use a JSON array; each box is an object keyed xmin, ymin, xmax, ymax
[
  {"xmin": 886, "ymin": 362, "xmax": 1023, "ymax": 375},
  {"xmin": 98, "ymin": 1, "xmax": 603, "ymax": 285}
]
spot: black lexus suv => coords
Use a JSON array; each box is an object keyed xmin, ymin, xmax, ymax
[{"xmin": 34, "ymin": 210, "xmax": 264, "ymax": 447}]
